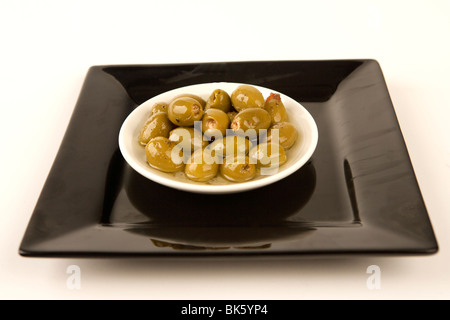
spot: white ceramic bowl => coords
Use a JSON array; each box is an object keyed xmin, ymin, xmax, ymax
[{"xmin": 118, "ymin": 82, "xmax": 318, "ymax": 194}]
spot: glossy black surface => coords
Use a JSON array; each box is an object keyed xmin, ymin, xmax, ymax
[{"xmin": 19, "ymin": 60, "xmax": 438, "ymax": 257}]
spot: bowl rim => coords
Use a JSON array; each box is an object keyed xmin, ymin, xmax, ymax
[{"xmin": 118, "ymin": 82, "xmax": 319, "ymax": 194}]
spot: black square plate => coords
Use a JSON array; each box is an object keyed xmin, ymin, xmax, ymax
[{"xmin": 19, "ymin": 60, "xmax": 438, "ymax": 257}]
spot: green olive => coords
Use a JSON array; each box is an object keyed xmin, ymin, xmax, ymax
[
  {"xmin": 138, "ymin": 112, "xmax": 174, "ymax": 146},
  {"xmin": 230, "ymin": 85, "xmax": 265, "ymax": 112},
  {"xmin": 248, "ymin": 142, "xmax": 287, "ymax": 168},
  {"xmin": 202, "ymin": 108, "xmax": 230, "ymax": 138},
  {"xmin": 208, "ymin": 136, "xmax": 252, "ymax": 158},
  {"xmin": 185, "ymin": 148, "xmax": 219, "ymax": 182},
  {"xmin": 151, "ymin": 102, "xmax": 169, "ymax": 115},
  {"xmin": 168, "ymin": 97, "xmax": 204, "ymax": 126},
  {"xmin": 145, "ymin": 137, "xmax": 185, "ymax": 173},
  {"xmin": 230, "ymin": 108, "xmax": 272, "ymax": 137},
  {"xmin": 266, "ymin": 122, "xmax": 298, "ymax": 149},
  {"xmin": 264, "ymin": 93, "xmax": 288, "ymax": 123},
  {"xmin": 168, "ymin": 127, "xmax": 208, "ymax": 153},
  {"xmin": 170, "ymin": 94, "xmax": 206, "ymax": 108},
  {"xmin": 220, "ymin": 156, "xmax": 256, "ymax": 182},
  {"xmin": 205, "ymin": 89, "xmax": 232, "ymax": 113}
]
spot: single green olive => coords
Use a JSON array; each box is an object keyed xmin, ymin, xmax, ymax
[
  {"xmin": 266, "ymin": 122, "xmax": 298, "ymax": 149},
  {"xmin": 230, "ymin": 85, "xmax": 265, "ymax": 112},
  {"xmin": 208, "ymin": 136, "xmax": 252, "ymax": 158},
  {"xmin": 168, "ymin": 127, "xmax": 208, "ymax": 153},
  {"xmin": 138, "ymin": 112, "xmax": 174, "ymax": 146},
  {"xmin": 264, "ymin": 93, "xmax": 288, "ymax": 123},
  {"xmin": 202, "ymin": 108, "xmax": 230, "ymax": 138},
  {"xmin": 151, "ymin": 102, "xmax": 169, "ymax": 115},
  {"xmin": 220, "ymin": 156, "xmax": 257, "ymax": 182},
  {"xmin": 248, "ymin": 142, "xmax": 287, "ymax": 168},
  {"xmin": 230, "ymin": 108, "xmax": 272, "ymax": 137},
  {"xmin": 170, "ymin": 94, "xmax": 206, "ymax": 108},
  {"xmin": 168, "ymin": 97, "xmax": 204, "ymax": 126},
  {"xmin": 185, "ymin": 148, "xmax": 219, "ymax": 182},
  {"xmin": 205, "ymin": 89, "xmax": 232, "ymax": 113},
  {"xmin": 145, "ymin": 137, "xmax": 185, "ymax": 173}
]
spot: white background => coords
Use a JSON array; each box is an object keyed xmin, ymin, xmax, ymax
[{"xmin": 0, "ymin": 0, "xmax": 449, "ymax": 300}]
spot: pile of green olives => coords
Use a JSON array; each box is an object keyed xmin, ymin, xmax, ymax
[{"xmin": 138, "ymin": 85, "xmax": 300, "ymax": 184}]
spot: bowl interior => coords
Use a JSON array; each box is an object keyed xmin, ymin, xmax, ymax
[{"xmin": 118, "ymin": 82, "xmax": 318, "ymax": 194}]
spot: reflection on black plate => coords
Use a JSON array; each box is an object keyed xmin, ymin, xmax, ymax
[
  {"xmin": 19, "ymin": 60, "xmax": 438, "ymax": 257},
  {"xmin": 121, "ymin": 162, "xmax": 317, "ymax": 248}
]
